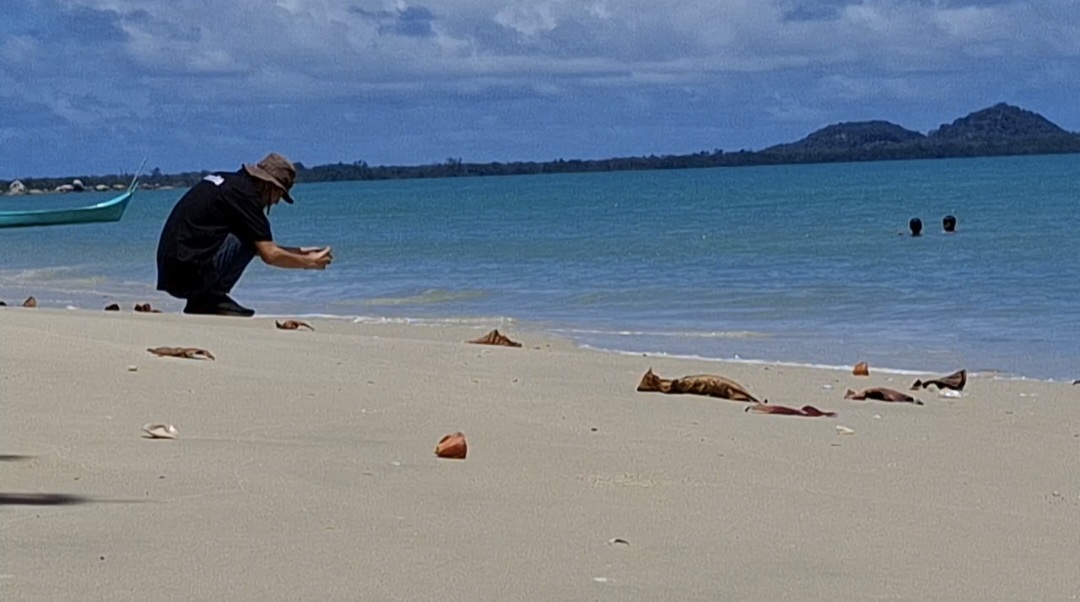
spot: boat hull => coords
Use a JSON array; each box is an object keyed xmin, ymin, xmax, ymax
[{"xmin": 0, "ymin": 188, "xmax": 135, "ymax": 229}]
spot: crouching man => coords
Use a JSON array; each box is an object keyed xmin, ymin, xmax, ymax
[{"xmin": 155, "ymin": 152, "xmax": 332, "ymax": 316}]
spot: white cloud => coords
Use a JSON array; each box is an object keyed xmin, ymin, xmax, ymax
[
  {"xmin": 2, "ymin": 0, "xmax": 1080, "ymax": 176},
  {"xmin": 0, "ymin": 35, "xmax": 40, "ymax": 71},
  {"xmin": 817, "ymin": 74, "xmax": 923, "ymax": 102},
  {"xmin": 38, "ymin": 0, "xmax": 1080, "ymax": 88},
  {"xmin": 493, "ymin": 3, "xmax": 559, "ymax": 38}
]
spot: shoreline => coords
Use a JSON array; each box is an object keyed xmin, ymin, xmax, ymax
[
  {"xmin": 3, "ymin": 307, "xmax": 1079, "ymax": 601},
  {"xmin": 1, "ymin": 299, "xmax": 1072, "ymax": 383}
]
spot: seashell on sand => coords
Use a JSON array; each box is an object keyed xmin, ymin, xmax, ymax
[{"xmin": 142, "ymin": 423, "xmax": 179, "ymax": 439}]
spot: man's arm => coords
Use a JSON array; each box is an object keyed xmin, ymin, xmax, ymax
[
  {"xmin": 254, "ymin": 241, "xmax": 332, "ymax": 269},
  {"xmin": 278, "ymin": 245, "xmax": 323, "ymax": 254}
]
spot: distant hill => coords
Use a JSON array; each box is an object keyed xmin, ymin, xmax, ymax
[
  {"xmin": 758, "ymin": 102, "xmax": 1080, "ymax": 163},
  {"xmin": 763, "ymin": 120, "xmax": 925, "ymax": 153},
  {"xmin": 929, "ymin": 102, "xmax": 1069, "ymax": 140},
  {"xmin": 5, "ymin": 102, "xmax": 1080, "ymax": 192}
]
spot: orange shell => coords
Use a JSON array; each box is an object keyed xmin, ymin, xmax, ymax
[
  {"xmin": 435, "ymin": 432, "xmax": 468, "ymax": 459},
  {"xmin": 852, "ymin": 362, "xmax": 869, "ymax": 376}
]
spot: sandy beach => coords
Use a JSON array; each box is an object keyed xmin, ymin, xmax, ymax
[{"xmin": 2, "ymin": 307, "xmax": 1079, "ymax": 601}]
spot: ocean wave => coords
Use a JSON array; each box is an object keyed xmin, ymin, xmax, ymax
[
  {"xmin": 0, "ymin": 265, "xmax": 104, "ymax": 285},
  {"xmin": 0, "ymin": 279, "xmax": 154, "ymax": 300},
  {"xmin": 349, "ymin": 315, "xmax": 517, "ymax": 327},
  {"xmin": 579, "ymin": 345, "xmax": 1036, "ymax": 381},
  {"xmin": 250, "ymin": 313, "xmax": 514, "ymax": 327},
  {"xmin": 551, "ymin": 327, "xmax": 769, "ymax": 339},
  {"xmin": 337, "ymin": 289, "xmax": 490, "ymax": 306},
  {"xmin": 247, "ymin": 313, "xmax": 360, "ymax": 322},
  {"xmin": 582, "ymin": 345, "xmax": 960, "ymax": 377}
]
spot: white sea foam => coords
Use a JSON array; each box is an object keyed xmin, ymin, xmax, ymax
[
  {"xmin": 578, "ymin": 344, "xmax": 1025, "ymax": 379},
  {"xmin": 550, "ymin": 327, "xmax": 768, "ymax": 340},
  {"xmin": 343, "ymin": 289, "xmax": 489, "ymax": 306}
]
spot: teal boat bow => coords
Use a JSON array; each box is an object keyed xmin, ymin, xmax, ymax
[{"xmin": 0, "ymin": 160, "xmax": 145, "ymax": 229}]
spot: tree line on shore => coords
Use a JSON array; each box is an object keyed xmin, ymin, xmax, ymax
[{"xmin": 5, "ymin": 102, "xmax": 1078, "ymax": 194}]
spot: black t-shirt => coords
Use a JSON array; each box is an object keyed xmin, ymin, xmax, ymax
[{"xmin": 156, "ymin": 169, "xmax": 272, "ymax": 297}]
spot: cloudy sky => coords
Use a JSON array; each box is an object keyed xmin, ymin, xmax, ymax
[{"xmin": 2, "ymin": 0, "xmax": 1078, "ymax": 178}]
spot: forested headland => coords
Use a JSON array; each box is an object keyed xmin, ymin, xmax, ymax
[{"xmin": 5, "ymin": 102, "xmax": 1078, "ymax": 194}]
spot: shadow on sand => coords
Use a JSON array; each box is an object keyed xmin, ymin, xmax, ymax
[{"xmin": 0, "ymin": 493, "xmax": 93, "ymax": 506}]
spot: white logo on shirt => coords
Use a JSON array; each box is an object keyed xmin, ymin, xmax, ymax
[{"xmin": 203, "ymin": 174, "xmax": 225, "ymax": 186}]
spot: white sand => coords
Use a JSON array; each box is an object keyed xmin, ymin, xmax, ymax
[{"xmin": 2, "ymin": 308, "xmax": 1078, "ymax": 601}]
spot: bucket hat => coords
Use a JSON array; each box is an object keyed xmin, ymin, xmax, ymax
[{"xmin": 243, "ymin": 152, "xmax": 296, "ymax": 203}]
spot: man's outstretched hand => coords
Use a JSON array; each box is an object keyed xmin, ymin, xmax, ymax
[
  {"xmin": 256, "ymin": 242, "xmax": 334, "ymax": 270},
  {"xmin": 306, "ymin": 246, "xmax": 333, "ymax": 270}
]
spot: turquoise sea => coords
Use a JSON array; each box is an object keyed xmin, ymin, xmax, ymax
[{"xmin": 2, "ymin": 155, "xmax": 1078, "ymax": 381}]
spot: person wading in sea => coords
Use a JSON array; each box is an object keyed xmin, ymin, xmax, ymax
[{"xmin": 155, "ymin": 152, "xmax": 333, "ymax": 317}]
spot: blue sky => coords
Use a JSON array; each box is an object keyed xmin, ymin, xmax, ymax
[{"xmin": 2, "ymin": 0, "xmax": 1078, "ymax": 178}]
